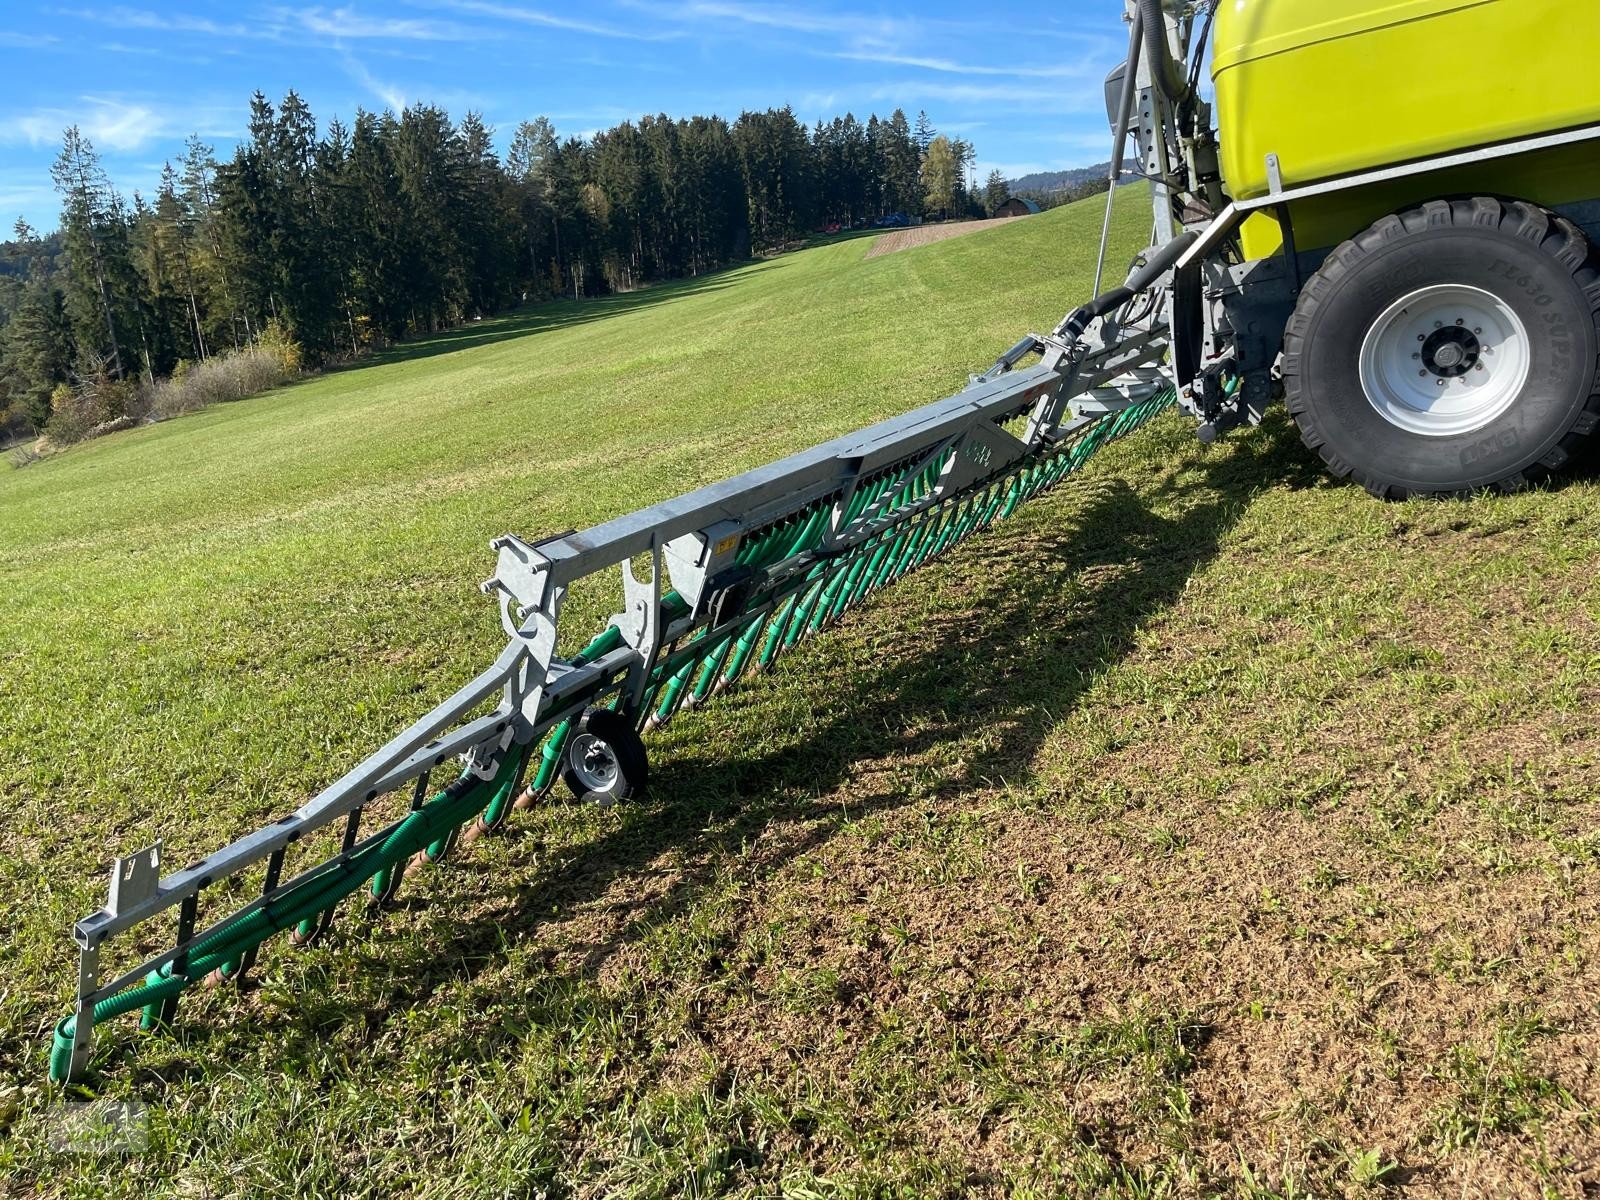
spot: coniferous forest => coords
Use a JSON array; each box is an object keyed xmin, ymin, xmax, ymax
[{"xmin": 0, "ymin": 93, "xmax": 1010, "ymax": 446}]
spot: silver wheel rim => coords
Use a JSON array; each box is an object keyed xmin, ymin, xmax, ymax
[
  {"xmin": 1358, "ymin": 284, "xmax": 1530, "ymax": 438},
  {"xmin": 569, "ymin": 732, "xmax": 619, "ymax": 793}
]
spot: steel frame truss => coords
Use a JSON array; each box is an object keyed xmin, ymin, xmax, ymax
[{"xmin": 55, "ymin": 273, "xmax": 1174, "ymax": 1084}]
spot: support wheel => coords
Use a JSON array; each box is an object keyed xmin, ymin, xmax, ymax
[
  {"xmin": 1283, "ymin": 198, "xmax": 1600, "ymax": 498},
  {"xmin": 562, "ymin": 706, "xmax": 648, "ymax": 807}
]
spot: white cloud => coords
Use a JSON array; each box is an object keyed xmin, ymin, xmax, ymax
[
  {"xmin": 0, "ymin": 170, "xmax": 59, "ymax": 223},
  {"xmin": 4, "ymin": 97, "xmax": 237, "ymax": 153},
  {"xmin": 614, "ymin": 0, "xmax": 909, "ymax": 43},
  {"xmin": 422, "ymin": 0, "xmax": 679, "ymax": 41},
  {"xmin": 57, "ymin": 6, "xmax": 262, "ymax": 39},
  {"xmin": 867, "ymin": 79, "xmax": 1104, "ymax": 115},
  {"xmin": 292, "ymin": 6, "xmax": 473, "ymax": 41},
  {"xmin": 798, "ymin": 91, "xmax": 836, "ymax": 114},
  {"xmin": 339, "ymin": 54, "xmax": 408, "ymax": 111},
  {"xmin": 831, "ymin": 49, "xmax": 1094, "ymax": 80},
  {"xmin": 0, "ymin": 30, "xmax": 61, "ymax": 48}
]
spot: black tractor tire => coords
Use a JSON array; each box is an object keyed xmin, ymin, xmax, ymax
[
  {"xmin": 561, "ymin": 706, "xmax": 648, "ymax": 806},
  {"xmin": 1283, "ymin": 198, "xmax": 1600, "ymax": 498}
]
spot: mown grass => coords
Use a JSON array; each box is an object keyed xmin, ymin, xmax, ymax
[{"xmin": 2, "ymin": 191, "xmax": 1599, "ymax": 1198}]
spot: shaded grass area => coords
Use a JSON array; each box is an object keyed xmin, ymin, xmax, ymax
[{"xmin": 2, "ymin": 193, "xmax": 1599, "ymax": 1197}]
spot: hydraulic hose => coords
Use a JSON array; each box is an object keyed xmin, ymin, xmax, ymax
[
  {"xmin": 1138, "ymin": 0, "xmax": 1186, "ymax": 103},
  {"xmin": 1056, "ymin": 230, "xmax": 1198, "ymax": 343}
]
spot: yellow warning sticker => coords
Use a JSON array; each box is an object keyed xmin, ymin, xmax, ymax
[{"xmin": 713, "ymin": 534, "xmax": 740, "ymax": 557}]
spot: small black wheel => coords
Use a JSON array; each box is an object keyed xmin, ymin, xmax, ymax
[
  {"xmin": 561, "ymin": 706, "xmax": 648, "ymax": 806},
  {"xmin": 1283, "ymin": 198, "xmax": 1600, "ymax": 498}
]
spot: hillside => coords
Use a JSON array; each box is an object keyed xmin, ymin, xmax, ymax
[
  {"xmin": 1008, "ymin": 163, "xmax": 1113, "ymax": 195},
  {"xmin": 3, "ymin": 193, "xmax": 1599, "ymax": 1198}
]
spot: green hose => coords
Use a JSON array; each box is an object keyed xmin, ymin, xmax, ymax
[{"xmin": 52, "ymin": 749, "xmax": 525, "ymax": 1082}]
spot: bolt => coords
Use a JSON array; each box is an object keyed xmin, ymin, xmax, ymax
[
  {"xmin": 1419, "ymin": 369, "xmax": 1428, "ymax": 377},
  {"xmin": 1456, "ymin": 318, "xmax": 1465, "ymax": 326},
  {"xmin": 1413, "ymin": 353, "xmax": 1421, "ymax": 360},
  {"xmin": 1417, "ymin": 334, "xmax": 1426, "ymax": 342},
  {"xmin": 1476, "ymin": 363, "xmax": 1485, "ymax": 371},
  {"xmin": 1434, "ymin": 321, "xmax": 1443, "ymax": 329},
  {"xmin": 1474, "ymin": 327, "xmax": 1483, "ymax": 335},
  {"xmin": 1437, "ymin": 379, "xmax": 1447, "ymax": 387}
]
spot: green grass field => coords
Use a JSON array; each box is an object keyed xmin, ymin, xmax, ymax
[{"xmin": 3, "ymin": 195, "xmax": 1599, "ymax": 1198}]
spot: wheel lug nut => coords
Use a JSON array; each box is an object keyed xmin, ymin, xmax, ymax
[
  {"xmin": 1434, "ymin": 321, "xmax": 1443, "ymax": 328},
  {"xmin": 1437, "ymin": 379, "xmax": 1447, "ymax": 387},
  {"xmin": 1417, "ymin": 334, "xmax": 1426, "ymax": 342},
  {"xmin": 1455, "ymin": 318, "xmax": 1465, "ymax": 326},
  {"xmin": 1419, "ymin": 369, "xmax": 1428, "ymax": 377}
]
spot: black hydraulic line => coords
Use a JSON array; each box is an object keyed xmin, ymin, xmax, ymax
[
  {"xmin": 1056, "ymin": 230, "xmax": 1199, "ymax": 343},
  {"xmin": 1185, "ymin": 3, "xmax": 1217, "ymax": 100},
  {"xmin": 984, "ymin": 334, "xmax": 1045, "ymax": 377},
  {"xmin": 1138, "ymin": 0, "xmax": 1187, "ymax": 103}
]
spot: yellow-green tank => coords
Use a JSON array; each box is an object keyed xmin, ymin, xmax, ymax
[{"xmin": 1211, "ymin": 0, "xmax": 1600, "ymax": 259}]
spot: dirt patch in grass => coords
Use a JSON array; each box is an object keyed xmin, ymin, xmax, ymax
[{"xmin": 865, "ymin": 217, "xmax": 1023, "ymax": 259}]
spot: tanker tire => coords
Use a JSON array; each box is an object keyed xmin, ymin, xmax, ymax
[{"xmin": 1283, "ymin": 198, "xmax": 1600, "ymax": 499}]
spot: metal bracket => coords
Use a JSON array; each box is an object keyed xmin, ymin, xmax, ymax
[
  {"xmin": 512, "ymin": 584, "xmax": 566, "ymax": 729},
  {"xmin": 938, "ymin": 420, "xmax": 1030, "ymax": 496},
  {"xmin": 1265, "ymin": 152, "xmax": 1284, "ymax": 197},
  {"xmin": 106, "ymin": 843, "xmax": 162, "ymax": 919},
  {"xmin": 67, "ymin": 942, "xmax": 100, "ymax": 1082},
  {"xmin": 617, "ymin": 541, "xmax": 663, "ymax": 712},
  {"xmin": 482, "ymin": 534, "xmax": 554, "ymax": 637},
  {"xmin": 663, "ymin": 520, "xmax": 741, "ymax": 614}
]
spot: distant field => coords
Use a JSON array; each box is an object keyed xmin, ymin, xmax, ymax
[
  {"xmin": 3, "ymin": 191, "xmax": 1599, "ymax": 1198},
  {"xmin": 865, "ymin": 216, "xmax": 1014, "ymax": 259}
]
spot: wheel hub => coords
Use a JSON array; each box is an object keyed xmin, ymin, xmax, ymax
[
  {"xmin": 1358, "ymin": 284, "xmax": 1530, "ymax": 438},
  {"xmin": 1421, "ymin": 325, "xmax": 1479, "ymax": 377},
  {"xmin": 569, "ymin": 732, "xmax": 619, "ymax": 793}
]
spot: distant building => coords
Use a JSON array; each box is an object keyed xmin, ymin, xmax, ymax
[{"xmin": 994, "ymin": 196, "xmax": 1042, "ymax": 218}]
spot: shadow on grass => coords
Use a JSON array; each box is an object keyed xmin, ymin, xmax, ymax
[
  {"xmin": 223, "ymin": 414, "xmax": 1321, "ymax": 1076},
  {"xmin": 354, "ymin": 261, "xmax": 779, "ymax": 370}
]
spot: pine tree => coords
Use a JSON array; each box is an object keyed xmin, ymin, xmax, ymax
[
  {"xmin": 983, "ymin": 169, "xmax": 1009, "ymax": 216},
  {"xmin": 454, "ymin": 111, "xmax": 517, "ymax": 315},
  {"xmin": 1, "ymin": 219, "xmax": 73, "ymax": 430},
  {"xmin": 50, "ymin": 127, "xmax": 134, "ymax": 377},
  {"xmin": 271, "ymin": 90, "xmax": 340, "ymax": 359},
  {"xmin": 508, "ymin": 117, "xmax": 560, "ymax": 294},
  {"xmin": 180, "ymin": 136, "xmax": 244, "ymax": 348},
  {"xmin": 883, "ymin": 109, "xmax": 920, "ymax": 215},
  {"xmin": 215, "ymin": 94, "xmax": 282, "ymax": 336},
  {"xmin": 863, "ymin": 115, "xmax": 884, "ymax": 216},
  {"xmin": 139, "ymin": 164, "xmax": 208, "ymax": 362}
]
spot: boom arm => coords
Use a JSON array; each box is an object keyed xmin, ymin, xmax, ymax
[{"xmin": 50, "ymin": 266, "xmax": 1179, "ymax": 1083}]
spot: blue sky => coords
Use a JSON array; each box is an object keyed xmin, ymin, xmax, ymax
[{"xmin": 0, "ymin": 1, "xmax": 1128, "ymax": 232}]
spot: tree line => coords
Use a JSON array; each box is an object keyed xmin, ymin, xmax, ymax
[{"xmin": 0, "ymin": 92, "xmax": 1007, "ymax": 441}]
